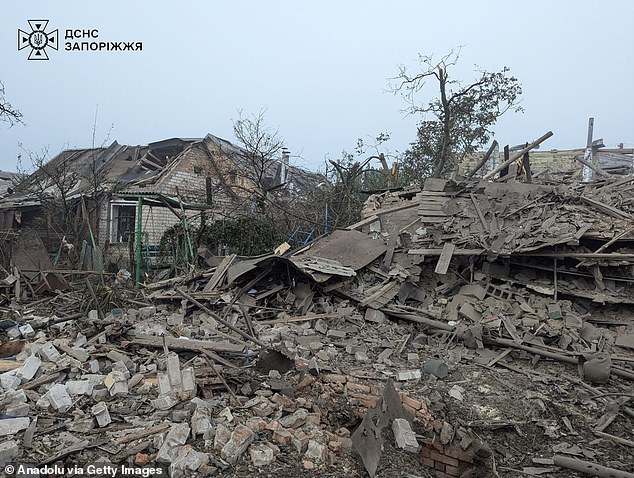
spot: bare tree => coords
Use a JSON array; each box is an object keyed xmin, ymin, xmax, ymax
[
  {"xmin": 83, "ymin": 106, "xmax": 113, "ymax": 202},
  {"xmin": 15, "ymin": 144, "xmax": 80, "ymax": 239},
  {"xmin": 232, "ymin": 109, "xmax": 285, "ymax": 207},
  {"xmin": 393, "ymin": 48, "xmax": 523, "ymax": 180},
  {"xmin": 0, "ymin": 81, "xmax": 24, "ymax": 126}
]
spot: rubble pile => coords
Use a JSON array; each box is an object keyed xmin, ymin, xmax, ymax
[{"xmin": 0, "ymin": 175, "xmax": 633, "ymax": 477}]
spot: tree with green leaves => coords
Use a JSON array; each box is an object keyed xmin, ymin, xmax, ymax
[{"xmin": 393, "ymin": 49, "xmax": 523, "ymax": 181}]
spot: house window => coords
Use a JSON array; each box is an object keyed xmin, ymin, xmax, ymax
[{"xmin": 111, "ymin": 203, "xmax": 136, "ymax": 243}]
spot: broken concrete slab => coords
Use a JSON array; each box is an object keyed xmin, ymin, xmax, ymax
[
  {"xmin": 249, "ymin": 443, "xmax": 276, "ymax": 467},
  {"xmin": 47, "ymin": 383, "xmax": 73, "ymax": 412},
  {"xmin": 392, "ymin": 418, "xmax": 420, "ymax": 453},
  {"xmin": 220, "ymin": 425, "xmax": 255, "ymax": 465},
  {"xmin": 156, "ymin": 422, "xmax": 191, "ymax": 464},
  {"xmin": 91, "ymin": 402, "xmax": 111, "ymax": 427},
  {"xmin": 0, "ymin": 417, "xmax": 30, "ymax": 437}
]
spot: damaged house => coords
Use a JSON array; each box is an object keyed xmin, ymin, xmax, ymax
[{"xmin": 0, "ymin": 134, "xmax": 320, "ymax": 275}]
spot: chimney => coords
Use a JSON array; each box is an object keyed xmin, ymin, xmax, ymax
[{"xmin": 281, "ymin": 147, "xmax": 290, "ymax": 184}]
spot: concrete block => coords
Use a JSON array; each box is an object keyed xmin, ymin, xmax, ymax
[
  {"xmin": 181, "ymin": 367, "xmax": 196, "ymax": 394},
  {"xmin": 5, "ymin": 402, "xmax": 30, "ymax": 417},
  {"xmin": 167, "ymin": 315, "xmax": 183, "ymax": 326},
  {"xmin": 88, "ymin": 359, "xmax": 100, "ymax": 373},
  {"xmin": 91, "ymin": 402, "xmax": 112, "ymax": 427},
  {"xmin": 66, "ymin": 380, "xmax": 94, "ymax": 396},
  {"xmin": 290, "ymin": 429, "xmax": 309, "ymax": 453},
  {"xmin": 5, "ymin": 389, "xmax": 27, "ymax": 404},
  {"xmin": 65, "ymin": 346, "xmax": 89, "ymax": 363},
  {"xmin": 151, "ymin": 394, "xmax": 179, "ymax": 411},
  {"xmin": 106, "ymin": 350, "xmax": 136, "ymax": 373},
  {"xmin": 47, "ymin": 384, "xmax": 73, "ymax": 412},
  {"xmin": 156, "ymin": 423, "xmax": 191, "ymax": 464},
  {"xmin": 0, "ymin": 417, "xmax": 29, "ymax": 436},
  {"xmin": 0, "ymin": 373, "xmax": 21, "ymax": 390},
  {"xmin": 217, "ymin": 406, "xmax": 234, "ymax": 423},
  {"xmin": 170, "ymin": 445, "xmax": 209, "ymax": 477},
  {"xmin": 38, "ymin": 342, "xmax": 61, "ymax": 362},
  {"xmin": 104, "ymin": 371, "xmax": 129, "ymax": 396},
  {"xmin": 36, "ymin": 394, "xmax": 51, "ymax": 409},
  {"xmin": 18, "ymin": 355, "xmax": 41, "ymax": 381},
  {"xmin": 157, "ymin": 372, "xmax": 171, "ymax": 395},
  {"xmin": 111, "ymin": 361, "xmax": 131, "ymax": 379},
  {"xmin": 191, "ymin": 408, "xmax": 212, "ymax": 436},
  {"xmin": 392, "ymin": 418, "xmax": 420, "ymax": 453},
  {"xmin": 364, "ymin": 308, "xmax": 386, "ymax": 324},
  {"xmin": 0, "ymin": 439, "xmax": 19, "ymax": 466},
  {"xmin": 220, "ymin": 425, "xmax": 255, "ymax": 464},
  {"xmin": 18, "ymin": 324, "xmax": 35, "ymax": 338},
  {"xmin": 279, "ymin": 408, "xmax": 308, "ymax": 429},
  {"xmin": 74, "ymin": 332, "xmax": 88, "ymax": 347},
  {"xmin": 249, "ymin": 443, "xmax": 275, "ymax": 466},
  {"xmin": 67, "ymin": 417, "xmax": 95, "ymax": 433},
  {"xmin": 7, "ymin": 327, "xmax": 20, "ymax": 339},
  {"xmin": 167, "ymin": 353, "xmax": 183, "ymax": 390},
  {"xmin": 396, "ymin": 369, "xmax": 422, "ymax": 381},
  {"xmin": 128, "ymin": 373, "xmax": 144, "ymax": 389},
  {"xmin": 213, "ymin": 423, "xmax": 231, "ymax": 451},
  {"xmin": 304, "ymin": 440, "xmax": 327, "ymax": 462}
]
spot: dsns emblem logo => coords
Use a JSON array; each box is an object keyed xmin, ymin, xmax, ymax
[{"xmin": 18, "ymin": 20, "xmax": 58, "ymax": 60}]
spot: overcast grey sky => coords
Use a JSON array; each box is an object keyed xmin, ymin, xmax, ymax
[{"xmin": 1, "ymin": 1, "xmax": 633, "ymax": 173}]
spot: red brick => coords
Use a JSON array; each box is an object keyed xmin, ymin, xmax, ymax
[
  {"xmin": 328, "ymin": 440, "xmax": 342, "ymax": 454},
  {"xmin": 348, "ymin": 392, "xmax": 378, "ymax": 408},
  {"xmin": 330, "ymin": 382, "xmax": 344, "ymax": 393},
  {"xmin": 370, "ymin": 385, "xmax": 384, "ymax": 395},
  {"xmin": 430, "ymin": 441, "xmax": 444, "ymax": 453},
  {"xmin": 422, "ymin": 457, "xmax": 435, "ymax": 468},
  {"xmin": 305, "ymin": 412, "xmax": 321, "ymax": 425},
  {"xmin": 401, "ymin": 394, "xmax": 422, "ymax": 410},
  {"xmin": 444, "ymin": 465, "xmax": 460, "ymax": 476},
  {"xmin": 265, "ymin": 420, "xmax": 281, "ymax": 431},
  {"xmin": 430, "ymin": 450, "xmax": 459, "ymax": 468},
  {"xmin": 403, "ymin": 403, "xmax": 417, "ymax": 416},
  {"xmin": 435, "ymin": 472, "xmax": 454, "ymax": 478},
  {"xmin": 434, "ymin": 461, "xmax": 445, "ymax": 471},
  {"xmin": 421, "ymin": 447, "xmax": 431, "ymax": 458},
  {"xmin": 322, "ymin": 374, "xmax": 347, "ymax": 383},
  {"xmin": 272, "ymin": 429, "xmax": 292, "ymax": 446},
  {"xmin": 346, "ymin": 382, "xmax": 371, "ymax": 394},
  {"xmin": 297, "ymin": 375, "xmax": 316, "ymax": 389},
  {"xmin": 445, "ymin": 446, "xmax": 475, "ymax": 464},
  {"xmin": 134, "ymin": 453, "xmax": 150, "ymax": 466}
]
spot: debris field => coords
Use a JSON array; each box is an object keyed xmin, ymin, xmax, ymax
[{"xmin": 1, "ymin": 174, "xmax": 634, "ymax": 478}]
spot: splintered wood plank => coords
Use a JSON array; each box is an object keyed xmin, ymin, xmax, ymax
[
  {"xmin": 203, "ymin": 254, "xmax": 236, "ymax": 292},
  {"xmin": 418, "ymin": 216, "xmax": 448, "ymax": 223},
  {"xmin": 434, "ymin": 243, "xmax": 456, "ymax": 275}
]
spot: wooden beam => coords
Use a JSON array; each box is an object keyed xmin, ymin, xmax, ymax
[
  {"xmin": 553, "ymin": 454, "xmax": 634, "ymax": 478},
  {"xmin": 409, "ymin": 248, "xmax": 485, "ymax": 256},
  {"xmin": 483, "ymin": 132, "xmax": 553, "ymax": 179},
  {"xmin": 467, "ymin": 140, "xmax": 498, "ymax": 178},
  {"xmin": 434, "ymin": 243, "xmax": 456, "ymax": 274}
]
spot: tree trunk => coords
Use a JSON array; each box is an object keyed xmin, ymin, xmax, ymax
[{"xmin": 433, "ymin": 67, "xmax": 452, "ymax": 178}]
